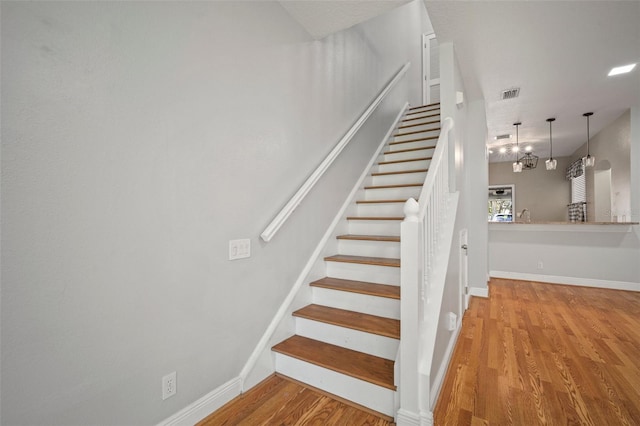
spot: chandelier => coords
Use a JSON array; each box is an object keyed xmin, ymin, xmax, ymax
[{"xmin": 518, "ymin": 152, "xmax": 539, "ymax": 170}]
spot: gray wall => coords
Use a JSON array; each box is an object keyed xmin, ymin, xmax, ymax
[
  {"xmin": 489, "ymin": 157, "xmax": 571, "ymax": 222},
  {"xmin": 569, "ymin": 110, "xmax": 631, "ymax": 222},
  {"xmin": 0, "ymin": 1, "xmax": 429, "ymax": 424}
]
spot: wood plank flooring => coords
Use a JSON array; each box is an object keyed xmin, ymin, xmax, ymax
[
  {"xmin": 197, "ymin": 374, "xmax": 393, "ymax": 425},
  {"xmin": 434, "ymin": 278, "xmax": 640, "ymax": 425}
]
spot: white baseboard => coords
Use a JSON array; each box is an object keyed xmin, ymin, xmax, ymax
[
  {"xmin": 396, "ymin": 409, "xmax": 420, "ymax": 426},
  {"xmin": 490, "ymin": 271, "xmax": 640, "ymax": 293},
  {"xmin": 156, "ymin": 377, "xmax": 241, "ymax": 426},
  {"xmin": 468, "ymin": 286, "xmax": 489, "ymax": 298},
  {"xmin": 420, "ymin": 410, "xmax": 434, "ymax": 426}
]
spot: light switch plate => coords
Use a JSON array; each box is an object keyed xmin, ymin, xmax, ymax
[{"xmin": 229, "ymin": 239, "xmax": 251, "ymax": 260}]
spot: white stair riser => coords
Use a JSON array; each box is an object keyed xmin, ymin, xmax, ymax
[
  {"xmin": 382, "ymin": 148, "xmax": 435, "ymax": 162},
  {"xmin": 348, "ymin": 220, "xmax": 400, "ymax": 235},
  {"xmin": 311, "ymin": 287, "xmax": 400, "ymax": 319},
  {"xmin": 408, "ymin": 106, "xmax": 440, "ymax": 114},
  {"xmin": 364, "ymin": 186, "xmax": 421, "ymax": 200},
  {"xmin": 401, "ymin": 117, "xmax": 439, "ymax": 128},
  {"xmin": 371, "ymin": 171, "xmax": 427, "ymax": 187},
  {"xmin": 404, "ymin": 111, "xmax": 439, "ymax": 120},
  {"xmin": 392, "ymin": 132, "xmax": 439, "ymax": 144},
  {"xmin": 387, "ymin": 140, "xmax": 437, "ymax": 152},
  {"xmin": 400, "ymin": 117, "xmax": 440, "ymax": 128},
  {"xmin": 356, "ymin": 202, "xmax": 405, "ymax": 216},
  {"xmin": 396, "ymin": 121, "xmax": 440, "ymax": 133},
  {"xmin": 295, "ymin": 318, "xmax": 399, "ymax": 360},
  {"xmin": 376, "ymin": 159, "xmax": 431, "ymax": 174},
  {"xmin": 275, "ymin": 353, "xmax": 395, "ymax": 416},
  {"xmin": 326, "ymin": 261, "xmax": 400, "ymax": 285},
  {"xmin": 338, "ymin": 239, "xmax": 400, "ymax": 258}
]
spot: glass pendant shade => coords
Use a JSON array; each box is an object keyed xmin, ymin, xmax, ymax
[
  {"xmin": 583, "ymin": 155, "xmax": 595, "ymax": 168},
  {"xmin": 513, "ymin": 161, "xmax": 523, "ymax": 172},
  {"xmin": 546, "ymin": 117, "xmax": 556, "ymax": 170},
  {"xmin": 583, "ymin": 112, "xmax": 594, "ymax": 167},
  {"xmin": 545, "ymin": 158, "xmax": 557, "ymax": 170}
]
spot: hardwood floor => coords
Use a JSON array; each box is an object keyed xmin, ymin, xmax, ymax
[
  {"xmin": 197, "ymin": 374, "xmax": 393, "ymax": 425},
  {"xmin": 434, "ymin": 278, "xmax": 640, "ymax": 425}
]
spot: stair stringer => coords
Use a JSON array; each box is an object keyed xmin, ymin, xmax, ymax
[{"xmin": 239, "ymin": 103, "xmax": 409, "ymax": 392}]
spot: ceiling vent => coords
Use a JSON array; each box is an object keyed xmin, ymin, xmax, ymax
[
  {"xmin": 495, "ymin": 134, "xmax": 511, "ymax": 140},
  {"xmin": 500, "ymin": 87, "xmax": 520, "ymax": 100}
]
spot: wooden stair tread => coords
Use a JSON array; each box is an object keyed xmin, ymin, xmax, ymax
[
  {"xmin": 393, "ymin": 127, "xmax": 441, "ymax": 138},
  {"xmin": 378, "ymin": 156, "xmax": 432, "ymax": 165},
  {"xmin": 356, "ymin": 199, "xmax": 408, "ymax": 204},
  {"xmin": 365, "ymin": 183, "xmax": 422, "ymax": 189},
  {"xmin": 346, "ymin": 216, "xmax": 403, "ymax": 221},
  {"xmin": 398, "ymin": 119, "xmax": 440, "ymax": 130},
  {"xmin": 337, "ymin": 234, "xmax": 400, "ymax": 242},
  {"xmin": 371, "ymin": 169, "xmax": 428, "ymax": 176},
  {"xmin": 272, "ymin": 335, "xmax": 396, "ymax": 390},
  {"xmin": 293, "ymin": 304, "xmax": 400, "ymax": 339},
  {"xmin": 402, "ymin": 113, "xmax": 440, "ymax": 123},
  {"xmin": 324, "ymin": 254, "xmax": 400, "ymax": 267},
  {"xmin": 408, "ymin": 102, "xmax": 440, "ymax": 110},
  {"xmin": 310, "ymin": 277, "xmax": 400, "ymax": 299},
  {"xmin": 405, "ymin": 108, "xmax": 440, "ymax": 117},
  {"xmin": 384, "ymin": 146, "xmax": 436, "ymax": 155},
  {"xmin": 389, "ymin": 136, "xmax": 438, "ymax": 145}
]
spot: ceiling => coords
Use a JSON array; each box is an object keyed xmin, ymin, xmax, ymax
[
  {"xmin": 280, "ymin": 1, "xmax": 639, "ymax": 163},
  {"xmin": 425, "ymin": 1, "xmax": 640, "ymax": 162},
  {"xmin": 280, "ymin": 0, "xmax": 411, "ymax": 39}
]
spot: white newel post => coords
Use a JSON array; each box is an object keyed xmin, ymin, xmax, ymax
[{"xmin": 397, "ymin": 198, "xmax": 422, "ymax": 425}]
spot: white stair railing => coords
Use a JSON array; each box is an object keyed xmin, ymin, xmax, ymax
[{"xmin": 398, "ymin": 117, "xmax": 457, "ymax": 424}]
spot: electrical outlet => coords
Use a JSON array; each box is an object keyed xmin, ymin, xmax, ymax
[
  {"xmin": 446, "ymin": 312, "xmax": 457, "ymax": 331},
  {"xmin": 537, "ymin": 261, "xmax": 544, "ymax": 270},
  {"xmin": 162, "ymin": 372, "xmax": 176, "ymax": 400}
]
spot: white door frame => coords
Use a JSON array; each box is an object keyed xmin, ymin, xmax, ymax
[{"xmin": 422, "ymin": 33, "xmax": 440, "ymax": 105}]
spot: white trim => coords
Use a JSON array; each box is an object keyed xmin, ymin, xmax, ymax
[
  {"xmin": 429, "ymin": 319, "xmax": 462, "ymax": 408},
  {"xmin": 489, "ymin": 222, "xmax": 636, "ymax": 233},
  {"xmin": 261, "ymin": 62, "xmax": 411, "ymax": 242},
  {"xmin": 156, "ymin": 377, "xmax": 241, "ymax": 426},
  {"xmin": 490, "ymin": 271, "xmax": 640, "ymax": 292},
  {"xmin": 420, "ymin": 410, "xmax": 434, "ymax": 426},
  {"xmin": 397, "ymin": 408, "xmax": 421, "ymax": 426},
  {"xmin": 468, "ymin": 286, "xmax": 489, "ymax": 298},
  {"xmin": 240, "ymin": 103, "xmax": 410, "ymax": 387}
]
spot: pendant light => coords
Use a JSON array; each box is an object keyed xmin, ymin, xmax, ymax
[
  {"xmin": 512, "ymin": 122, "xmax": 523, "ymax": 173},
  {"xmin": 545, "ymin": 118, "xmax": 557, "ymax": 170},
  {"xmin": 582, "ymin": 112, "xmax": 595, "ymax": 167}
]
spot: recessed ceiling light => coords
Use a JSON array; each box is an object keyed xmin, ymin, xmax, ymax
[
  {"xmin": 525, "ymin": 145, "xmax": 533, "ymax": 152},
  {"xmin": 488, "ymin": 149, "xmax": 494, "ymax": 154},
  {"xmin": 512, "ymin": 146, "xmax": 519, "ymax": 153},
  {"xmin": 499, "ymin": 147, "xmax": 507, "ymax": 154},
  {"xmin": 608, "ymin": 63, "xmax": 636, "ymax": 76}
]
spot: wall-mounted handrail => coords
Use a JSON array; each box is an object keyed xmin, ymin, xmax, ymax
[{"xmin": 260, "ymin": 62, "xmax": 411, "ymax": 242}]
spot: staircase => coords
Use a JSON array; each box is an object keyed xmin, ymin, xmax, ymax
[{"xmin": 271, "ymin": 103, "xmax": 441, "ymax": 417}]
